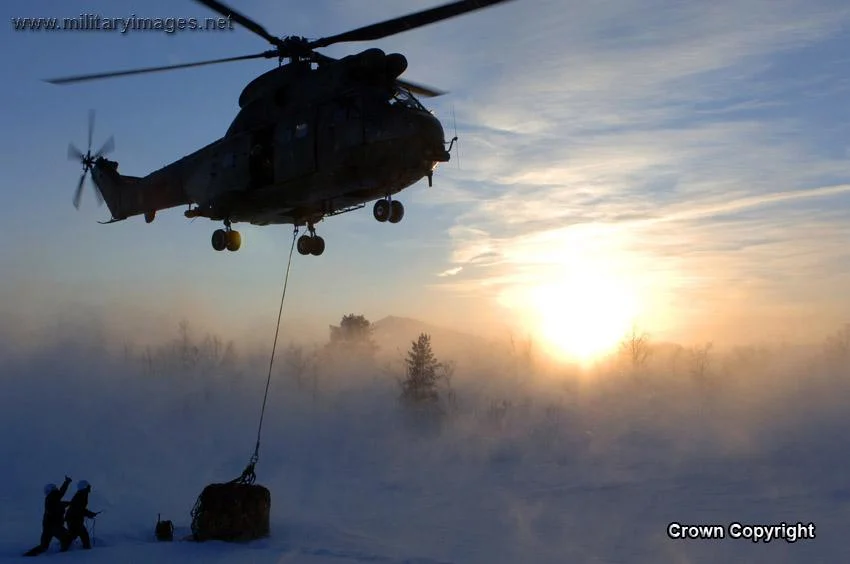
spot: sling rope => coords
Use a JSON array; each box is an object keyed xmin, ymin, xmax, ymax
[{"xmin": 231, "ymin": 226, "xmax": 299, "ymax": 485}]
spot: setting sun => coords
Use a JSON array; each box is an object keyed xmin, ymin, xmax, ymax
[
  {"xmin": 494, "ymin": 225, "xmax": 645, "ymax": 364},
  {"xmin": 526, "ymin": 268, "xmax": 638, "ymax": 363}
]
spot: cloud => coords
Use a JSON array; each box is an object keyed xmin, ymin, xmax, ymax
[
  {"xmin": 438, "ymin": 266, "xmax": 463, "ymax": 277},
  {"xmin": 638, "ymin": 183, "xmax": 850, "ymax": 226},
  {"xmin": 130, "ymin": 0, "xmax": 850, "ymax": 342},
  {"xmin": 409, "ymin": 0, "xmax": 850, "ymax": 341}
]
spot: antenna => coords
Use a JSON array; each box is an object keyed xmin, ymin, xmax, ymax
[{"xmin": 451, "ymin": 103, "xmax": 461, "ymax": 169}]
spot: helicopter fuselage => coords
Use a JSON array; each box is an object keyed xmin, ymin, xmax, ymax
[
  {"xmin": 92, "ymin": 49, "xmax": 450, "ymax": 230},
  {"xmin": 189, "ymin": 92, "xmax": 448, "ymax": 226},
  {"xmin": 58, "ymin": 0, "xmax": 514, "ymax": 254}
]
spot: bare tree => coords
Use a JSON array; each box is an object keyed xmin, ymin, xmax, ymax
[
  {"xmin": 486, "ymin": 398, "xmax": 512, "ymax": 429},
  {"xmin": 142, "ymin": 346, "xmax": 156, "ymax": 377},
  {"xmin": 824, "ymin": 323, "xmax": 850, "ymax": 367},
  {"xmin": 136, "ymin": 321, "xmax": 237, "ymax": 377},
  {"xmin": 510, "ymin": 332, "xmax": 534, "ymax": 363},
  {"xmin": 440, "ymin": 359, "xmax": 458, "ymax": 413},
  {"xmin": 667, "ymin": 344, "xmax": 685, "ymax": 375},
  {"xmin": 283, "ymin": 343, "xmax": 320, "ymax": 400},
  {"xmin": 620, "ymin": 324, "xmax": 651, "ymax": 370},
  {"xmin": 177, "ymin": 319, "xmax": 200, "ymax": 369},
  {"xmin": 689, "ymin": 342, "xmax": 714, "ymax": 381}
]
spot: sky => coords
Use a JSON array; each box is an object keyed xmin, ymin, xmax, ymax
[{"xmin": 2, "ymin": 0, "xmax": 850, "ymax": 360}]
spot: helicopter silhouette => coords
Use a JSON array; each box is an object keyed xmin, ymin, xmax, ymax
[{"xmin": 52, "ymin": 0, "xmax": 514, "ymax": 255}]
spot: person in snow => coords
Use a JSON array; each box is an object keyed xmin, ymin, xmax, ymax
[
  {"xmin": 23, "ymin": 476, "xmax": 72, "ymax": 556},
  {"xmin": 63, "ymin": 480, "xmax": 99, "ymax": 550}
]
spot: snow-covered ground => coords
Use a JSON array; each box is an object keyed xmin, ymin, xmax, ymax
[{"xmin": 1, "ymin": 329, "xmax": 848, "ymax": 563}]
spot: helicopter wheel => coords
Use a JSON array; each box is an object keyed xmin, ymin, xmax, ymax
[
  {"xmin": 373, "ymin": 199, "xmax": 390, "ymax": 222},
  {"xmin": 226, "ymin": 230, "xmax": 241, "ymax": 251},
  {"xmin": 297, "ymin": 235, "xmax": 313, "ymax": 255},
  {"xmin": 212, "ymin": 229, "xmax": 227, "ymax": 251},
  {"xmin": 310, "ymin": 236, "xmax": 325, "ymax": 256},
  {"xmin": 388, "ymin": 200, "xmax": 404, "ymax": 223},
  {"xmin": 297, "ymin": 234, "xmax": 325, "ymax": 256}
]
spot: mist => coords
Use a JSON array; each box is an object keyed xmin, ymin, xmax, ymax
[{"xmin": 1, "ymin": 312, "xmax": 848, "ymax": 562}]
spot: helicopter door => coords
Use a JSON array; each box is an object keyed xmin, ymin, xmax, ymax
[{"xmin": 249, "ymin": 126, "xmax": 274, "ymax": 189}]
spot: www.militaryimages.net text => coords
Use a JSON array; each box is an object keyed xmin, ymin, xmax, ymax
[{"xmin": 11, "ymin": 14, "xmax": 234, "ymax": 34}]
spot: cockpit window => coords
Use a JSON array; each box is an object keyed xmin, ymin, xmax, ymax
[{"xmin": 389, "ymin": 85, "xmax": 427, "ymax": 111}]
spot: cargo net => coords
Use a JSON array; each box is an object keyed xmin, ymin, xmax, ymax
[{"xmin": 189, "ymin": 461, "xmax": 271, "ymax": 542}]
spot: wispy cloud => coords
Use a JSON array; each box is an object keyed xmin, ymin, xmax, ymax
[
  {"xmin": 639, "ymin": 183, "xmax": 850, "ymax": 226},
  {"xmin": 408, "ymin": 0, "xmax": 850, "ymax": 341},
  {"xmin": 437, "ymin": 266, "xmax": 463, "ymax": 277}
]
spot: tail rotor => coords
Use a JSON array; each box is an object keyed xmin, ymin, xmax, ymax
[{"xmin": 68, "ymin": 109, "xmax": 114, "ymax": 209}]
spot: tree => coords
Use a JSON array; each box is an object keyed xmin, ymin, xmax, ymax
[
  {"xmin": 619, "ymin": 324, "xmax": 651, "ymax": 370},
  {"xmin": 689, "ymin": 342, "xmax": 713, "ymax": 381},
  {"xmin": 177, "ymin": 319, "xmax": 200, "ymax": 369},
  {"xmin": 400, "ymin": 333, "xmax": 446, "ymax": 407},
  {"xmin": 509, "ymin": 332, "xmax": 535, "ymax": 378},
  {"xmin": 139, "ymin": 321, "xmax": 237, "ymax": 377},
  {"xmin": 283, "ymin": 343, "xmax": 319, "ymax": 400},
  {"xmin": 824, "ymin": 323, "xmax": 850, "ymax": 366},
  {"xmin": 326, "ymin": 314, "xmax": 378, "ymax": 358}
]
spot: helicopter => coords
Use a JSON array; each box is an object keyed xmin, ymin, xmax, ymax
[{"xmin": 52, "ymin": 0, "xmax": 514, "ymax": 256}]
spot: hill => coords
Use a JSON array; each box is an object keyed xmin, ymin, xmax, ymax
[{"xmin": 371, "ymin": 315, "xmax": 495, "ymax": 362}]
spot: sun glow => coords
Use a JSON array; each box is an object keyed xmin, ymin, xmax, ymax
[
  {"xmin": 491, "ymin": 225, "xmax": 656, "ymax": 365},
  {"xmin": 526, "ymin": 269, "xmax": 638, "ymax": 364},
  {"xmin": 495, "ymin": 254, "xmax": 641, "ymax": 365}
]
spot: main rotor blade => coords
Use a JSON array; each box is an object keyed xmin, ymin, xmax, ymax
[
  {"xmin": 95, "ymin": 136, "xmax": 115, "ymax": 159},
  {"xmin": 193, "ymin": 0, "xmax": 282, "ymax": 47},
  {"xmin": 45, "ymin": 52, "xmax": 271, "ymax": 85},
  {"xmin": 397, "ymin": 79, "xmax": 446, "ymax": 98},
  {"xmin": 68, "ymin": 143, "xmax": 84, "ymax": 161},
  {"xmin": 309, "ymin": 0, "xmax": 515, "ymax": 48}
]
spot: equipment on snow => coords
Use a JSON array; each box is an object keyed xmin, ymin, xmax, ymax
[{"xmin": 155, "ymin": 513, "xmax": 174, "ymax": 541}]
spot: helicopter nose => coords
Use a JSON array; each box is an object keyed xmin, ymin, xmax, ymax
[{"xmin": 415, "ymin": 112, "xmax": 450, "ymax": 162}]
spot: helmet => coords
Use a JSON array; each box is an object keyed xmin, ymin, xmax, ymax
[
  {"xmin": 44, "ymin": 484, "xmax": 57, "ymax": 496},
  {"xmin": 76, "ymin": 480, "xmax": 90, "ymax": 492}
]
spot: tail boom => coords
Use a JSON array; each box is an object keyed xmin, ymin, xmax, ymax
[{"xmin": 91, "ymin": 158, "xmax": 190, "ymax": 221}]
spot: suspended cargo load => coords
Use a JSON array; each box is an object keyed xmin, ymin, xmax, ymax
[{"xmin": 190, "ymin": 482, "xmax": 271, "ymax": 542}]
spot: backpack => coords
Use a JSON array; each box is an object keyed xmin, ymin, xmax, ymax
[{"xmin": 155, "ymin": 513, "xmax": 174, "ymax": 541}]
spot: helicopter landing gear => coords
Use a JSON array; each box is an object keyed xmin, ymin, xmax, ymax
[
  {"xmin": 212, "ymin": 220, "xmax": 241, "ymax": 252},
  {"xmin": 374, "ymin": 198, "xmax": 404, "ymax": 223},
  {"xmin": 389, "ymin": 200, "xmax": 404, "ymax": 223},
  {"xmin": 297, "ymin": 223, "xmax": 325, "ymax": 256}
]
